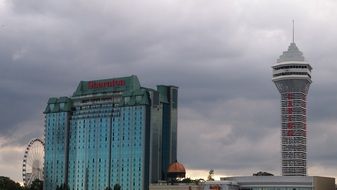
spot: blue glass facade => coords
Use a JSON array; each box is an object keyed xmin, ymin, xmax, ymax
[
  {"xmin": 44, "ymin": 75, "xmax": 178, "ymax": 190},
  {"xmin": 44, "ymin": 97, "xmax": 71, "ymax": 190}
]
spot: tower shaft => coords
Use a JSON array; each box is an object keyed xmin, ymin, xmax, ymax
[{"xmin": 276, "ymin": 84, "xmax": 309, "ymax": 176}]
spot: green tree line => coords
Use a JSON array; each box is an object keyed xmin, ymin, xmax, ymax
[{"xmin": 0, "ymin": 176, "xmax": 42, "ymax": 190}]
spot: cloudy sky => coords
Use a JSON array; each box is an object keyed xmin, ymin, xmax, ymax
[{"xmin": 1, "ymin": 0, "xmax": 337, "ymax": 183}]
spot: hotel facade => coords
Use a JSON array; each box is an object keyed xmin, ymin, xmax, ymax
[{"xmin": 44, "ymin": 75, "xmax": 178, "ymax": 190}]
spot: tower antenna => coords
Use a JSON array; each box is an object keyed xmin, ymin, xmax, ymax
[{"xmin": 292, "ymin": 20, "xmax": 295, "ymax": 43}]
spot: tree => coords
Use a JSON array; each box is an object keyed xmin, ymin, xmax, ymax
[
  {"xmin": 180, "ymin": 178, "xmax": 193, "ymax": 183},
  {"xmin": 0, "ymin": 176, "xmax": 23, "ymax": 190},
  {"xmin": 113, "ymin": 183, "xmax": 121, "ymax": 190},
  {"xmin": 28, "ymin": 179, "xmax": 43, "ymax": 190},
  {"xmin": 179, "ymin": 177, "xmax": 205, "ymax": 185},
  {"xmin": 253, "ymin": 171, "xmax": 274, "ymax": 176},
  {"xmin": 207, "ymin": 169, "xmax": 215, "ymax": 181}
]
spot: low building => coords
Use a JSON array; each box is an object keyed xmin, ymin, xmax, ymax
[
  {"xmin": 203, "ymin": 181, "xmax": 238, "ymax": 190},
  {"xmin": 150, "ymin": 183, "xmax": 201, "ymax": 190},
  {"xmin": 151, "ymin": 176, "xmax": 335, "ymax": 190},
  {"xmin": 218, "ymin": 176, "xmax": 335, "ymax": 190}
]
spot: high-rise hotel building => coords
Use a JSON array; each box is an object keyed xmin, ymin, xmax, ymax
[
  {"xmin": 272, "ymin": 41, "xmax": 312, "ymax": 176},
  {"xmin": 44, "ymin": 75, "xmax": 178, "ymax": 190}
]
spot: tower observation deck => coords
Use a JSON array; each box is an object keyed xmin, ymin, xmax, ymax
[{"xmin": 272, "ymin": 42, "xmax": 312, "ymax": 176}]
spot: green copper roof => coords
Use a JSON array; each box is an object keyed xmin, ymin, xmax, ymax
[
  {"xmin": 157, "ymin": 85, "xmax": 169, "ymax": 103},
  {"xmin": 44, "ymin": 97, "xmax": 72, "ymax": 113},
  {"xmin": 44, "ymin": 75, "xmax": 178, "ymax": 114},
  {"xmin": 72, "ymin": 75, "xmax": 141, "ymax": 97}
]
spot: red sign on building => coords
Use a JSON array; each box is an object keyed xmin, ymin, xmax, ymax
[{"xmin": 87, "ymin": 80, "xmax": 125, "ymax": 89}]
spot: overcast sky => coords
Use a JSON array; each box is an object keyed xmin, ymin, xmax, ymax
[{"xmin": 1, "ymin": 0, "xmax": 337, "ymax": 183}]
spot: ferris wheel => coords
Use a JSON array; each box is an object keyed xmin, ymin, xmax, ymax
[{"xmin": 22, "ymin": 138, "xmax": 45, "ymax": 187}]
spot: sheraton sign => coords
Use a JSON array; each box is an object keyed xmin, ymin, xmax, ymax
[{"xmin": 87, "ymin": 80, "xmax": 126, "ymax": 89}]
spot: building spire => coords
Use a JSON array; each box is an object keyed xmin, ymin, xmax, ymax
[{"xmin": 292, "ymin": 20, "xmax": 295, "ymax": 43}]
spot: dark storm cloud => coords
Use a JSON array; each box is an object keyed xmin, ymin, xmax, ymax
[{"xmin": 1, "ymin": 0, "xmax": 337, "ymax": 182}]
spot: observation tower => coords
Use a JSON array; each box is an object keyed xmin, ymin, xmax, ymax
[{"xmin": 272, "ymin": 29, "xmax": 312, "ymax": 176}]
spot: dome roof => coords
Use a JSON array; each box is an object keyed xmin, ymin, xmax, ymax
[{"xmin": 167, "ymin": 161, "xmax": 186, "ymax": 178}]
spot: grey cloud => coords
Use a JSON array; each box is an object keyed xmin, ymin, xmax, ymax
[{"xmin": 178, "ymin": 98, "xmax": 280, "ymax": 173}]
